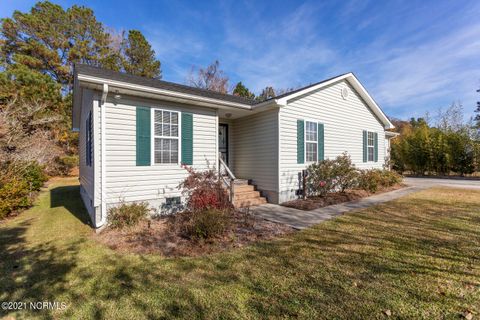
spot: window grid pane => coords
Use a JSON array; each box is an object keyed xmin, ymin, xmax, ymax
[
  {"xmin": 368, "ymin": 132, "xmax": 374, "ymax": 146},
  {"xmin": 305, "ymin": 121, "xmax": 317, "ymax": 142},
  {"xmin": 153, "ymin": 109, "xmax": 180, "ymax": 164},
  {"xmin": 306, "ymin": 142, "xmax": 317, "ymax": 162},
  {"xmin": 368, "ymin": 147, "xmax": 374, "ymax": 161}
]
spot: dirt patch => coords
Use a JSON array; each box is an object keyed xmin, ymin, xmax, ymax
[
  {"xmin": 95, "ymin": 212, "xmax": 294, "ymax": 257},
  {"xmin": 282, "ymin": 184, "xmax": 405, "ymax": 211}
]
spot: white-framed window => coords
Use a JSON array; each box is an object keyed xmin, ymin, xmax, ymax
[
  {"xmin": 367, "ymin": 131, "xmax": 375, "ymax": 162},
  {"xmin": 305, "ymin": 121, "xmax": 318, "ymax": 162},
  {"xmin": 152, "ymin": 109, "xmax": 180, "ymax": 164}
]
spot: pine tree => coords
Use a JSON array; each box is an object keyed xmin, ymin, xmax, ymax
[
  {"xmin": 122, "ymin": 30, "xmax": 161, "ymax": 79},
  {"xmin": 232, "ymin": 82, "xmax": 255, "ymax": 99}
]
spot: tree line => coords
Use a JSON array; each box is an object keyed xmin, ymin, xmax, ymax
[{"xmin": 391, "ymin": 103, "xmax": 480, "ymax": 176}]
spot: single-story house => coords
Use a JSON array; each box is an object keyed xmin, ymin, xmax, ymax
[{"xmin": 73, "ymin": 64, "xmax": 395, "ymax": 229}]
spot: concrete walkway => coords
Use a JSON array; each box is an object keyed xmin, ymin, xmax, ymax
[
  {"xmin": 253, "ymin": 177, "xmax": 480, "ymax": 229},
  {"xmin": 252, "ymin": 186, "xmax": 422, "ymax": 229}
]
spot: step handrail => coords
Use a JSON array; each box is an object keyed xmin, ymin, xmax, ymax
[{"xmin": 218, "ymin": 153, "xmax": 235, "ymax": 202}]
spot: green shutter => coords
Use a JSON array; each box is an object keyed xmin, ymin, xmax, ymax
[
  {"xmin": 181, "ymin": 112, "xmax": 193, "ymax": 165},
  {"xmin": 362, "ymin": 130, "xmax": 367, "ymax": 163},
  {"xmin": 136, "ymin": 107, "xmax": 151, "ymax": 166},
  {"xmin": 297, "ymin": 120, "xmax": 304, "ymax": 164},
  {"xmin": 318, "ymin": 123, "xmax": 324, "ymax": 161},
  {"xmin": 374, "ymin": 132, "xmax": 378, "ymax": 162}
]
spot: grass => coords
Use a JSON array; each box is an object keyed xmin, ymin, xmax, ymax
[{"xmin": 1, "ymin": 177, "xmax": 479, "ymax": 319}]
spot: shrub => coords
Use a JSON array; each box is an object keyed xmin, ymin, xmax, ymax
[
  {"xmin": 55, "ymin": 155, "xmax": 79, "ymax": 176},
  {"xmin": 306, "ymin": 153, "xmax": 358, "ymax": 196},
  {"xmin": 178, "ymin": 165, "xmax": 232, "ymax": 212},
  {"xmin": 108, "ymin": 201, "xmax": 150, "ymax": 229},
  {"xmin": 357, "ymin": 170, "xmax": 382, "ymax": 193},
  {"xmin": 22, "ymin": 162, "xmax": 48, "ymax": 190},
  {"xmin": 172, "ymin": 209, "xmax": 231, "ymax": 240},
  {"xmin": 0, "ymin": 161, "xmax": 48, "ymax": 219},
  {"xmin": 379, "ymin": 170, "xmax": 402, "ymax": 187},
  {"xmin": 333, "ymin": 152, "xmax": 358, "ymax": 192},
  {"xmin": 306, "ymin": 159, "xmax": 337, "ymax": 197},
  {"xmin": 358, "ymin": 169, "xmax": 402, "ymax": 193},
  {"xmin": 0, "ymin": 179, "xmax": 31, "ymax": 219}
]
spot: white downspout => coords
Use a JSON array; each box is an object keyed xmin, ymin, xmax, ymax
[{"xmin": 98, "ymin": 83, "xmax": 108, "ymax": 228}]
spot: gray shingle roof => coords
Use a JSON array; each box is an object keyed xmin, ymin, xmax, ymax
[
  {"xmin": 75, "ymin": 64, "xmax": 349, "ymax": 106},
  {"xmin": 74, "ymin": 64, "xmax": 255, "ymax": 105}
]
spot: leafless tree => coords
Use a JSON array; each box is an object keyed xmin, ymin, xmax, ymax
[{"xmin": 187, "ymin": 60, "xmax": 229, "ymax": 93}]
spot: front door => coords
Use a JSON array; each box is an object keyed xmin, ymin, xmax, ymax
[{"xmin": 219, "ymin": 123, "xmax": 229, "ymax": 165}]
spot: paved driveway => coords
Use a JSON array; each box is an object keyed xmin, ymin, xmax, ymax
[
  {"xmin": 253, "ymin": 177, "xmax": 480, "ymax": 229},
  {"xmin": 404, "ymin": 177, "xmax": 480, "ymax": 190}
]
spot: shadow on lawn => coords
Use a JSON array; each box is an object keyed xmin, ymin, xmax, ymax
[
  {"xmin": 50, "ymin": 185, "xmax": 91, "ymax": 226},
  {"xmin": 1, "ymin": 187, "xmax": 478, "ymax": 319},
  {"xmin": 0, "ymin": 219, "xmax": 84, "ymax": 319}
]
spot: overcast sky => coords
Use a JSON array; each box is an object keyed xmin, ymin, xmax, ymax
[{"xmin": 2, "ymin": 0, "xmax": 480, "ymax": 120}]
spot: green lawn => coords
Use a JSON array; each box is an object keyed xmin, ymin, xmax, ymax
[{"xmin": 1, "ymin": 178, "xmax": 479, "ymax": 319}]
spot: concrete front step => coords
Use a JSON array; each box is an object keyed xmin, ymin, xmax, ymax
[
  {"xmin": 233, "ymin": 179, "xmax": 249, "ymax": 185},
  {"xmin": 234, "ymin": 190, "xmax": 260, "ymax": 200},
  {"xmin": 234, "ymin": 197, "xmax": 267, "ymax": 208},
  {"xmin": 233, "ymin": 184, "xmax": 255, "ymax": 193}
]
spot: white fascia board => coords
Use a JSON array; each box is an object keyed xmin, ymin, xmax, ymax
[
  {"xmin": 385, "ymin": 131, "xmax": 400, "ymax": 138},
  {"xmin": 276, "ymin": 73, "xmax": 394, "ymax": 130},
  {"xmin": 72, "ymin": 74, "xmax": 82, "ymax": 130},
  {"xmin": 348, "ymin": 75, "xmax": 395, "ymax": 130},
  {"xmin": 276, "ymin": 73, "xmax": 352, "ymax": 105},
  {"xmin": 77, "ymin": 74, "xmax": 252, "ymax": 110}
]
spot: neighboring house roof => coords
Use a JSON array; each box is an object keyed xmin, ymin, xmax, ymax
[{"xmin": 73, "ymin": 64, "xmax": 394, "ymax": 129}]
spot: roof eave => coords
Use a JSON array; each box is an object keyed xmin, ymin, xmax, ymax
[{"xmin": 76, "ymin": 73, "xmax": 253, "ymax": 111}]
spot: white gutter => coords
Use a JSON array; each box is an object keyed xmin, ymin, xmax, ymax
[{"xmin": 99, "ymin": 83, "xmax": 108, "ymax": 228}]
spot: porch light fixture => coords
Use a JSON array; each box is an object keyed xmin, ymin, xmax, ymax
[
  {"xmin": 114, "ymin": 94, "xmax": 122, "ymax": 100},
  {"xmin": 225, "ymin": 113, "xmax": 232, "ymax": 118}
]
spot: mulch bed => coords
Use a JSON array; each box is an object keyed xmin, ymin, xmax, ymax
[
  {"xmin": 282, "ymin": 184, "xmax": 405, "ymax": 211},
  {"xmin": 95, "ymin": 212, "xmax": 293, "ymax": 257}
]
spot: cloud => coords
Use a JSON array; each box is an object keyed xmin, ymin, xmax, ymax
[{"xmin": 142, "ymin": 0, "xmax": 480, "ymax": 119}]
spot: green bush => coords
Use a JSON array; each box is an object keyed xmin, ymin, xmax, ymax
[
  {"xmin": 172, "ymin": 209, "xmax": 232, "ymax": 240},
  {"xmin": 306, "ymin": 159, "xmax": 337, "ymax": 197},
  {"xmin": 306, "ymin": 153, "xmax": 358, "ymax": 196},
  {"xmin": 23, "ymin": 162, "xmax": 48, "ymax": 190},
  {"xmin": 333, "ymin": 152, "xmax": 359, "ymax": 192},
  {"xmin": 108, "ymin": 201, "xmax": 150, "ymax": 229},
  {"xmin": 379, "ymin": 170, "xmax": 402, "ymax": 187},
  {"xmin": 358, "ymin": 169, "xmax": 402, "ymax": 193},
  {"xmin": 357, "ymin": 170, "xmax": 382, "ymax": 193},
  {"xmin": 0, "ymin": 161, "xmax": 48, "ymax": 219},
  {"xmin": 0, "ymin": 179, "xmax": 31, "ymax": 219},
  {"xmin": 55, "ymin": 155, "xmax": 79, "ymax": 176}
]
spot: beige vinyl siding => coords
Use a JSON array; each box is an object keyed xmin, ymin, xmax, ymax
[
  {"xmin": 232, "ymin": 109, "xmax": 279, "ymax": 202},
  {"xmin": 103, "ymin": 96, "xmax": 217, "ymax": 210},
  {"xmin": 279, "ymin": 80, "xmax": 386, "ymax": 203}
]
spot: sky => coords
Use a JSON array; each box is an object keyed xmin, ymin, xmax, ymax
[{"xmin": 2, "ymin": 0, "xmax": 480, "ymax": 120}]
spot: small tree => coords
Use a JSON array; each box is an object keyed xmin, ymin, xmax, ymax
[{"xmin": 232, "ymin": 82, "xmax": 255, "ymax": 99}]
